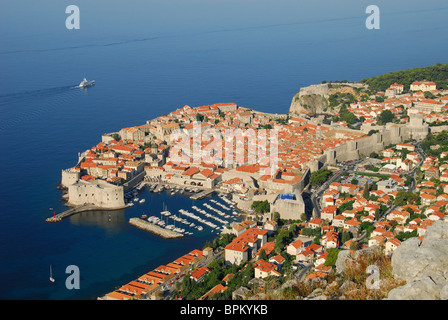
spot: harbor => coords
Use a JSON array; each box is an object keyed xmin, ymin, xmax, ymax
[
  {"xmin": 135, "ymin": 192, "xmax": 241, "ymax": 238},
  {"xmin": 47, "ymin": 178, "xmax": 242, "ymax": 232},
  {"xmin": 125, "ymin": 181, "xmax": 204, "ymax": 204},
  {"xmin": 54, "ymin": 177, "xmax": 242, "ymax": 238},
  {"xmin": 128, "ymin": 218, "xmax": 183, "ymax": 239},
  {"xmin": 47, "ymin": 181, "xmax": 197, "ymax": 222}
]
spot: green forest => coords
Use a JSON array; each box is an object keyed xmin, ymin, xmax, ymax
[
  {"xmin": 360, "ymin": 62, "xmax": 448, "ymax": 92},
  {"xmin": 421, "ymin": 130, "xmax": 448, "ymax": 158}
]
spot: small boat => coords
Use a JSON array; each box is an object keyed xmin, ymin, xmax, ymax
[
  {"xmin": 139, "ymin": 199, "xmax": 146, "ymax": 204},
  {"xmin": 78, "ymin": 77, "xmax": 95, "ymax": 88},
  {"xmin": 49, "ymin": 265, "xmax": 55, "ymax": 283},
  {"xmin": 149, "ymin": 216, "xmax": 160, "ymax": 224},
  {"xmin": 141, "ymin": 214, "xmax": 148, "ymax": 219}
]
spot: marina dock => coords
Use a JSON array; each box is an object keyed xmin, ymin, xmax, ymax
[
  {"xmin": 190, "ymin": 189, "xmax": 215, "ymax": 200},
  {"xmin": 129, "ymin": 218, "xmax": 183, "ymax": 239}
]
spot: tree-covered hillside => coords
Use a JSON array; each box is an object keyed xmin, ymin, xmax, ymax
[{"xmin": 360, "ymin": 63, "xmax": 448, "ymax": 92}]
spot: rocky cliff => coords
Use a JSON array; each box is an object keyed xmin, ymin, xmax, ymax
[
  {"xmin": 289, "ymin": 83, "xmax": 365, "ymax": 116},
  {"xmin": 386, "ymin": 220, "xmax": 448, "ymax": 300},
  {"xmin": 327, "ymin": 222, "xmax": 448, "ymax": 300}
]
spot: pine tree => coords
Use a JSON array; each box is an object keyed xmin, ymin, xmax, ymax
[{"xmin": 363, "ymin": 182, "xmax": 370, "ymax": 200}]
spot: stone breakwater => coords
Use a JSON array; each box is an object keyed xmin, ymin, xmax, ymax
[
  {"xmin": 46, "ymin": 204, "xmax": 128, "ymax": 223},
  {"xmin": 128, "ymin": 218, "xmax": 183, "ymax": 239}
]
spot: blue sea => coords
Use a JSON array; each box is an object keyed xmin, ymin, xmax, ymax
[{"xmin": 0, "ymin": 0, "xmax": 447, "ymax": 300}]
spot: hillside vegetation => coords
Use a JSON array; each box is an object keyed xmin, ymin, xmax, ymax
[{"xmin": 360, "ymin": 62, "xmax": 448, "ymax": 92}]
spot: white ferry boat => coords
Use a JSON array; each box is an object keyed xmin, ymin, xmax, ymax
[{"xmin": 78, "ymin": 77, "xmax": 95, "ymax": 88}]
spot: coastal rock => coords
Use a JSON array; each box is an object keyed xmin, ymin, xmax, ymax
[
  {"xmin": 387, "ymin": 278, "xmax": 442, "ymax": 300},
  {"xmin": 308, "ymin": 288, "xmax": 323, "ymax": 298},
  {"xmin": 335, "ymin": 247, "xmax": 380, "ymax": 275},
  {"xmin": 391, "ymin": 222, "xmax": 448, "ymax": 283},
  {"xmin": 422, "ymin": 219, "xmax": 448, "ymax": 240},
  {"xmin": 353, "ymin": 245, "xmax": 381, "ymax": 260},
  {"xmin": 440, "ymin": 284, "xmax": 448, "ymax": 300},
  {"xmin": 335, "ymin": 250, "xmax": 353, "ymax": 274},
  {"xmin": 304, "ymin": 277, "xmax": 327, "ymax": 288},
  {"xmin": 289, "ymin": 84, "xmax": 330, "ymax": 116},
  {"xmin": 387, "ymin": 220, "xmax": 448, "ymax": 300},
  {"xmin": 304, "ymin": 294, "xmax": 328, "ymax": 300},
  {"xmin": 324, "ymin": 280, "xmax": 340, "ymax": 295},
  {"xmin": 339, "ymin": 280, "xmax": 357, "ymax": 296},
  {"xmin": 288, "ymin": 83, "xmax": 363, "ymax": 116}
]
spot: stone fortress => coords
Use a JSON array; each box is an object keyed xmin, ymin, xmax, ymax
[
  {"xmin": 61, "ymin": 167, "xmax": 126, "ymax": 209},
  {"xmin": 66, "ymin": 179, "xmax": 125, "ymax": 209},
  {"xmin": 323, "ymin": 113, "xmax": 429, "ymax": 166},
  {"xmin": 288, "ymin": 82, "xmax": 431, "ymax": 166}
]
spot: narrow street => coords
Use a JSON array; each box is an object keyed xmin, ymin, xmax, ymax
[{"xmin": 310, "ymin": 158, "xmax": 364, "ymax": 218}]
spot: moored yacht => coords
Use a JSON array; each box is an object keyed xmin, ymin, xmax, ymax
[{"xmin": 161, "ymin": 210, "xmax": 171, "ymax": 216}]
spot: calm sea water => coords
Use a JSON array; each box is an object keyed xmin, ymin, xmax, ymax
[{"xmin": 0, "ymin": 0, "xmax": 447, "ymax": 300}]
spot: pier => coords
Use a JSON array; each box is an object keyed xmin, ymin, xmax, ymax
[
  {"xmin": 45, "ymin": 204, "xmax": 127, "ymax": 223},
  {"xmin": 128, "ymin": 218, "xmax": 183, "ymax": 239},
  {"xmin": 190, "ymin": 189, "xmax": 215, "ymax": 200}
]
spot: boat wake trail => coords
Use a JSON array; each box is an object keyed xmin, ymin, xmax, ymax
[
  {"xmin": 0, "ymin": 85, "xmax": 76, "ymax": 107},
  {"xmin": 0, "ymin": 85, "xmax": 79, "ymax": 131}
]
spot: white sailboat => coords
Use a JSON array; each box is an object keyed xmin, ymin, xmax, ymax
[
  {"xmin": 49, "ymin": 265, "xmax": 55, "ymax": 283},
  {"xmin": 160, "ymin": 202, "xmax": 171, "ymax": 216}
]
